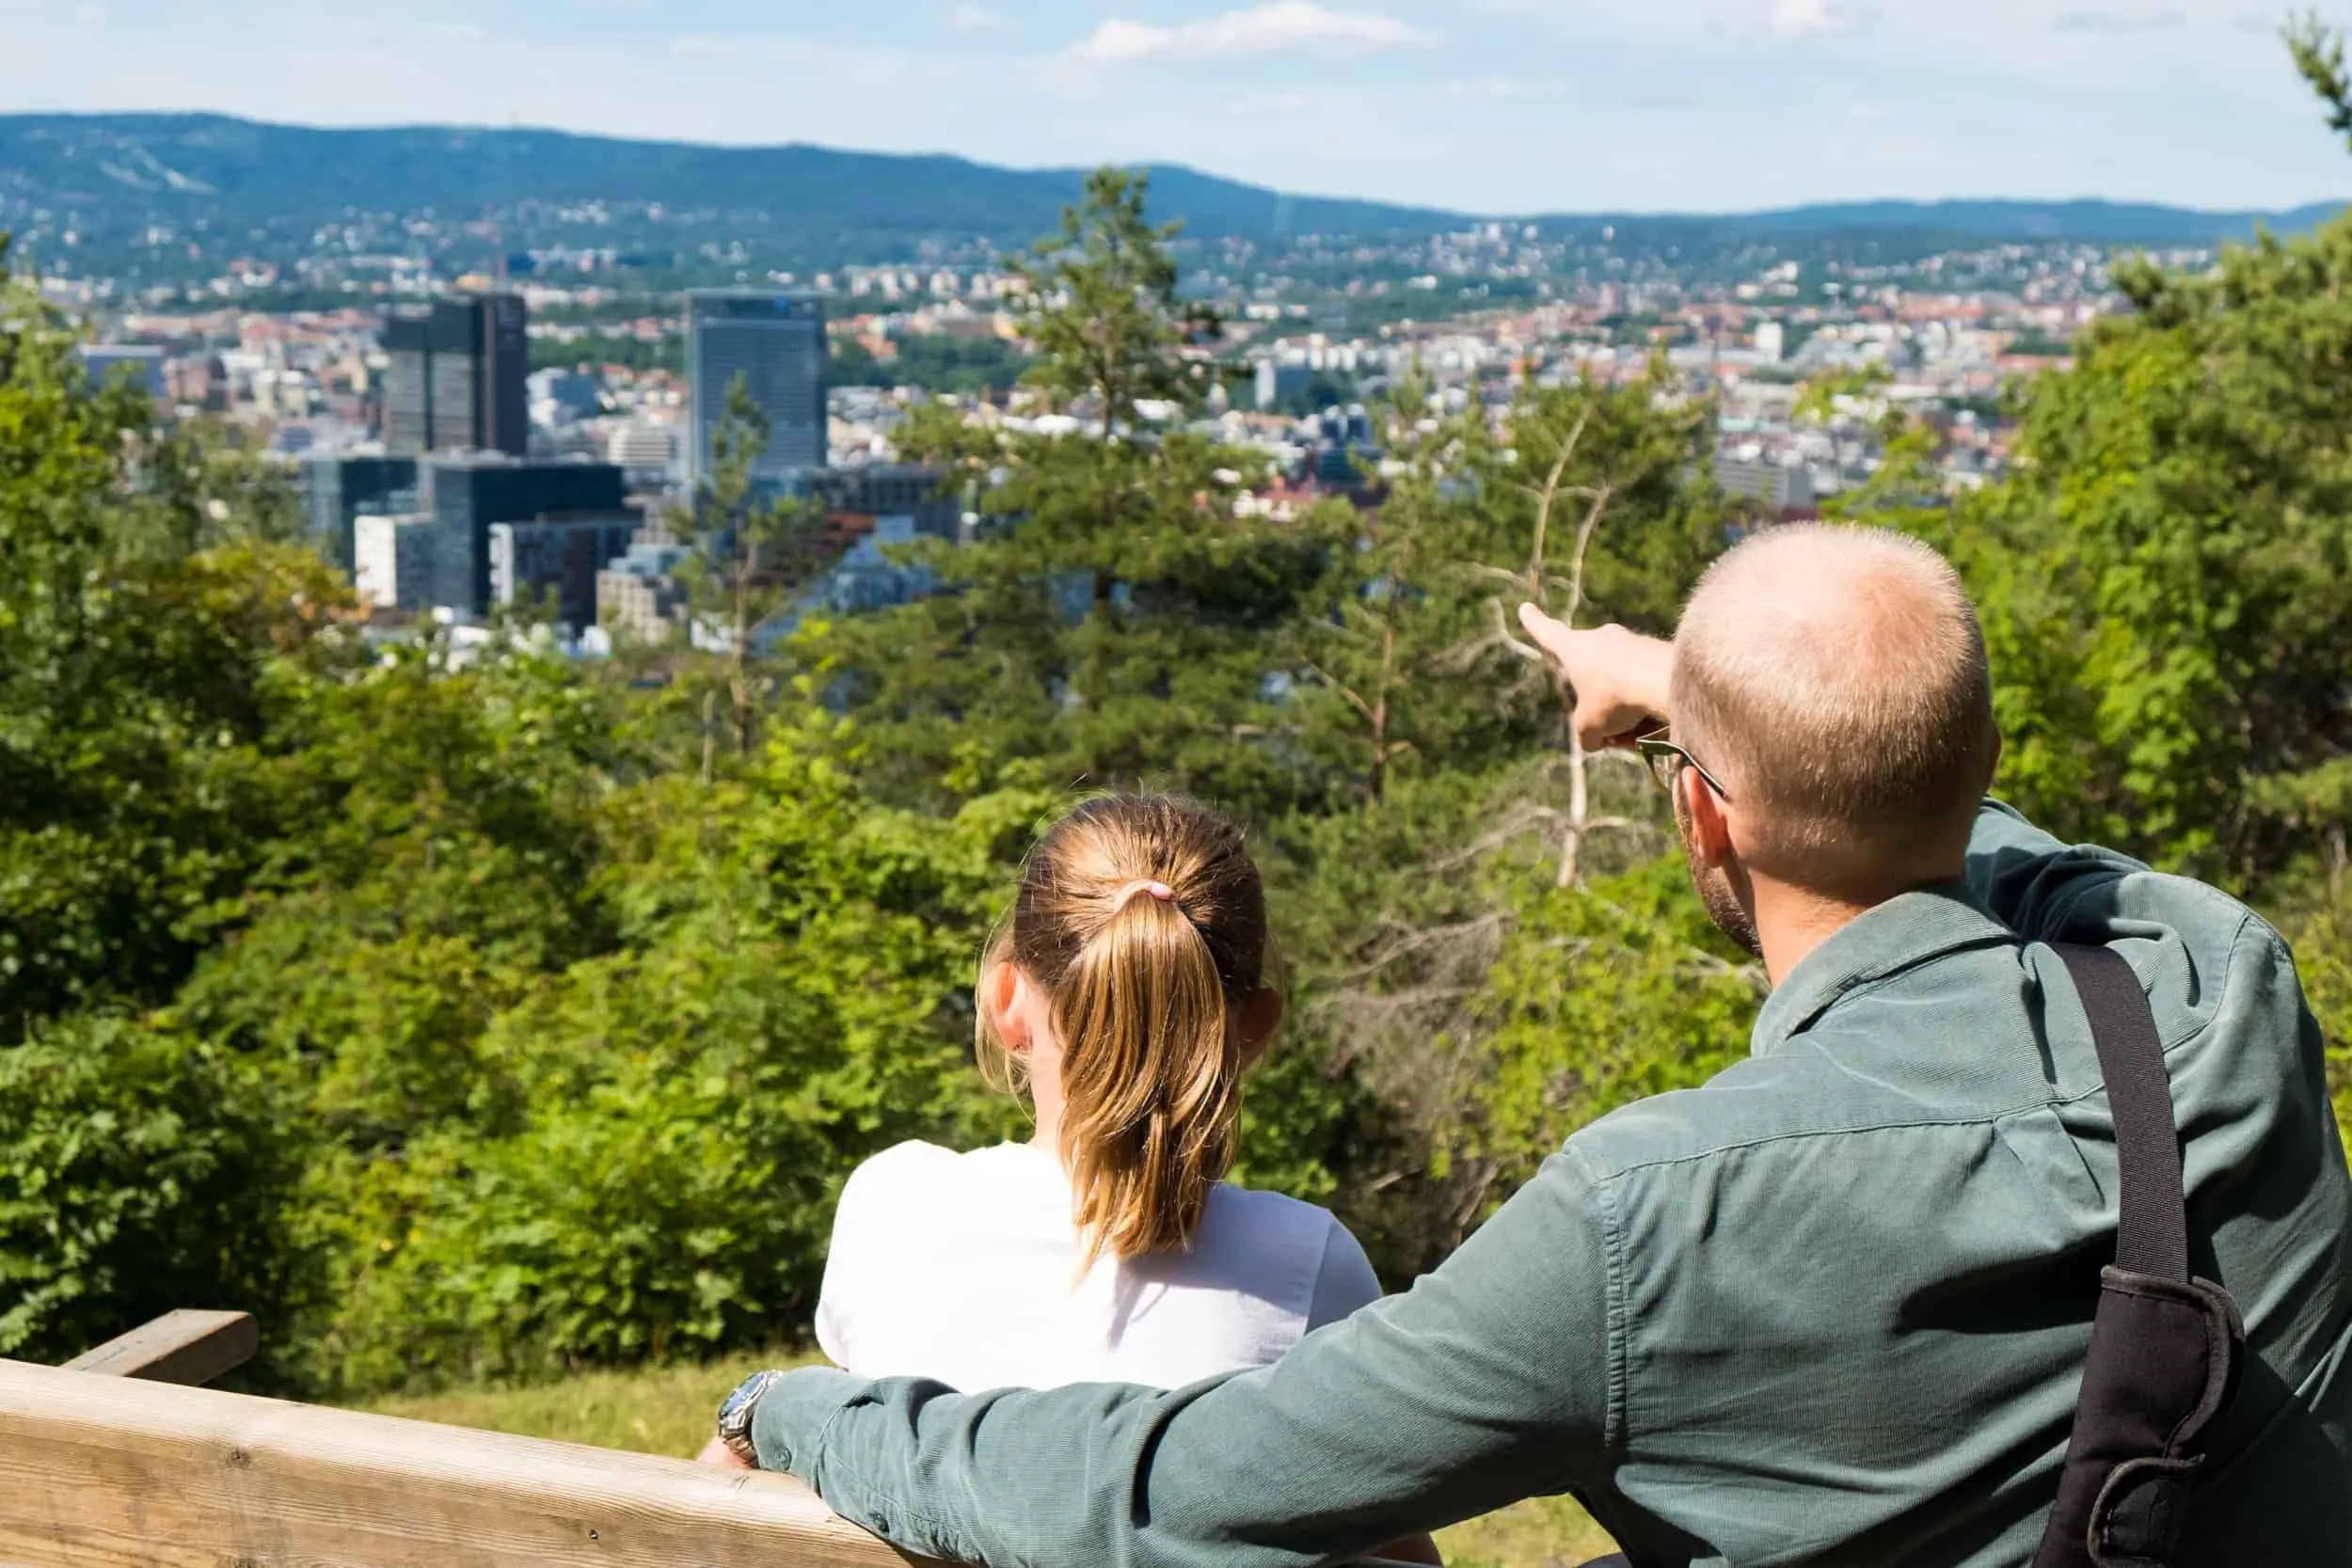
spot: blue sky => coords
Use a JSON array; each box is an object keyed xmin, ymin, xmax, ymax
[{"xmin": 3, "ymin": 0, "xmax": 2347, "ymax": 214}]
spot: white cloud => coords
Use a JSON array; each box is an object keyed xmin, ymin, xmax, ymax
[
  {"xmin": 1228, "ymin": 88, "xmax": 1321, "ymax": 114},
  {"xmin": 1070, "ymin": 2, "xmax": 1429, "ymax": 64},
  {"xmin": 1437, "ymin": 77, "xmax": 1565, "ymax": 103},
  {"xmin": 1770, "ymin": 0, "xmax": 1868, "ymax": 37},
  {"xmin": 425, "ymin": 21, "xmax": 487, "ymax": 41},
  {"xmin": 671, "ymin": 35, "xmax": 833, "ymax": 60},
  {"xmin": 2051, "ymin": 5, "xmax": 2186, "ymax": 31},
  {"xmin": 947, "ymin": 4, "xmax": 1008, "ymax": 30}
]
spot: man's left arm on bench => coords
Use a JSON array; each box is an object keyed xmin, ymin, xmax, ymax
[{"xmin": 751, "ymin": 1149, "xmax": 1617, "ymax": 1568}]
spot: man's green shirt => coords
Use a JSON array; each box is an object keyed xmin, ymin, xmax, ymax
[{"xmin": 755, "ymin": 802, "xmax": 2352, "ymax": 1566}]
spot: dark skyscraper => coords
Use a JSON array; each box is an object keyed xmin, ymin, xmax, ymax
[
  {"xmin": 688, "ymin": 291, "xmax": 826, "ymax": 483},
  {"xmin": 420, "ymin": 454, "xmax": 629, "ymax": 617},
  {"xmin": 381, "ymin": 294, "xmax": 530, "ymax": 457}
]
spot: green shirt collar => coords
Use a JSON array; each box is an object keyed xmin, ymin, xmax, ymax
[{"xmin": 1751, "ymin": 880, "xmax": 2020, "ymax": 1056}]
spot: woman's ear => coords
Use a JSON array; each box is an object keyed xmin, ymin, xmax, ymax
[
  {"xmin": 983, "ymin": 960, "xmax": 1031, "ymax": 1053},
  {"xmin": 1234, "ymin": 988, "xmax": 1285, "ymax": 1068}
]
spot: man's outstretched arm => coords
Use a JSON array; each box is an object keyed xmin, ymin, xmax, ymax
[
  {"xmin": 1513, "ymin": 607, "xmax": 2119, "ymax": 942},
  {"xmin": 750, "ymin": 1150, "xmax": 1620, "ymax": 1568}
]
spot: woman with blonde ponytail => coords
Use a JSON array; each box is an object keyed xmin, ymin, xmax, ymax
[{"xmin": 811, "ymin": 793, "xmax": 1391, "ymax": 1394}]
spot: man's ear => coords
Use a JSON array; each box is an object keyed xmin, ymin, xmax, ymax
[
  {"xmin": 1684, "ymin": 769, "xmax": 1740, "ymax": 869},
  {"xmin": 1234, "ymin": 988, "xmax": 1285, "ymax": 1068},
  {"xmin": 982, "ymin": 960, "xmax": 1030, "ymax": 1053}
]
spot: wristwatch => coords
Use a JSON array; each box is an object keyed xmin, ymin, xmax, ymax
[{"xmin": 717, "ymin": 1369, "xmax": 786, "ymax": 1466}]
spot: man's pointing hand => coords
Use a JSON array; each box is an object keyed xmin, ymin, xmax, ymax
[{"xmin": 1517, "ymin": 604, "xmax": 1676, "ymax": 753}]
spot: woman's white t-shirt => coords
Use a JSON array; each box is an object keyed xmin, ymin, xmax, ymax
[{"xmin": 816, "ymin": 1139, "xmax": 1384, "ymax": 1391}]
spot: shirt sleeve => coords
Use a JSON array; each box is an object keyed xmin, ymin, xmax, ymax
[
  {"xmin": 1304, "ymin": 1219, "xmax": 1383, "ymax": 1331},
  {"xmin": 753, "ymin": 1148, "xmax": 1620, "ymax": 1568},
  {"xmin": 1964, "ymin": 797, "xmax": 2147, "ymax": 942}
]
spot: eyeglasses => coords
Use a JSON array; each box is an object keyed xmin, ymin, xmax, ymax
[{"xmin": 1634, "ymin": 727, "xmax": 1733, "ymax": 803}]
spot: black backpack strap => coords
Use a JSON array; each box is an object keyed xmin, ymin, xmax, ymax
[{"xmin": 2033, "ymin": 944, "xmax": 2244, "ymax": 1568}]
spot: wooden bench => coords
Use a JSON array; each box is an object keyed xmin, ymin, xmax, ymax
[
  {"xmin": 1, "ymin": 1313, "xmax": 1433, "ymax": 1568},
  {"xmin": 0, "ymin": 1312, "xmax": 934, "ymax": 1568}
]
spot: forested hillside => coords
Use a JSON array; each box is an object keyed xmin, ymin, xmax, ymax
[
  {"xmin": 5, "ymin": 112, "xmax": 2341, "ymax": 287},
  {"xmin": 4, "ymin": 144, "xmax": 2352, "ymax": 1396}
]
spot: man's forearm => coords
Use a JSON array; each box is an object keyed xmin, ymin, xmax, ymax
[{"xmin": 754, "ymin": 1151, "xmax": 1619, "ymax": 1568}]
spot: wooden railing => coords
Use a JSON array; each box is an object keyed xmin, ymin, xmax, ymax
[
  {"xmin": 0, "ymin": 1312, "xmax": 934, "ymax": 1568},
  {"xmin": 1, "ymin": 1312, "xmax": 1433, "ymax": 1568}
]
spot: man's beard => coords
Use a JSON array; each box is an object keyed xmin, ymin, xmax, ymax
[{"xmin": 1680, "ymin": 817, "xmax": 1762, "ymax": 958}]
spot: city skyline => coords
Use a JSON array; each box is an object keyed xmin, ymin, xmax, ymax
[{"xmin": 2, "ymin": 1, "xmax": 2348, "ymax": 216}]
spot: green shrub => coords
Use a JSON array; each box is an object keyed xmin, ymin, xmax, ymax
[
  {"xmin": 274, "ymin": 748, "xmax": 1039, "ymax": 1393},
  {"xmin": 0, "ymin": 1015, "xmax": 308, "ymax": 1368}
]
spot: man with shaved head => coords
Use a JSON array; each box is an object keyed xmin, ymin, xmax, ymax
[
  {"xmin": 1584, "ymin": 525, "xmax": 2002, "ymax": 971},
  {"xmin": 717, "ymin": 526, "xmax": 2352, "ymax": 1567}
]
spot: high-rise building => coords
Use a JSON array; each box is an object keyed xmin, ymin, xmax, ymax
[
  {"xmin": 489, "ymin": 515, "xmax": 645, "ymax": 630},
  {"xmin": 419, "ymin": 454, "xmax": 630, "ymax": 617},
  {"xmin": 688, "ymin": 292, "xmax": 826, "ymax": 483},
  {"xmin": 302, "ymin": 452, "xmax": 419, "ymax": 573},
  {"xmin": 381, "ymin": 294, "xmax": 530, "ymax": 457}
]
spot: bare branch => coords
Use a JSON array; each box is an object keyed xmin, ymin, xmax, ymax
[
  {"xmin": 1426, "ymin": 800, "xmax": 1571, "ymax": 870},
  {"xmin": 1301, "ymin": 662, "xmax": 1378, "ymax": 726},
  {"xmin": 1331, "ymin": 911, "xmax": 1510, "ymax": 986},
  {"xmin": 1560, "ymin": 483, "xmax": 1613, "ymax": 632},
  {"xmin": 1522, "ymin": 411, "xmax": 1587, "ymax": 595}
]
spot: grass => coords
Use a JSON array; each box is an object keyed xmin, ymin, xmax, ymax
[{"xmin": 362, "ymin": 1357, "xmax": 1618, "ymax": 1568}]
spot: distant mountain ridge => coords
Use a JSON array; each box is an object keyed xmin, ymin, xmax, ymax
[{"xmin": 1, "ymin": 112, "xmax": 2342, "ymax": 263}]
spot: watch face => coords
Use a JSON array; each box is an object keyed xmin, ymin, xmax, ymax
[{"xmin": 719, "ymin": 1371, "xmax": 770, "ymax": 1427}]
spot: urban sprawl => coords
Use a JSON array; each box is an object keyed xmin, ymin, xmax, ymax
[{"xmin": 37, "ymin": 219, "xmax": 2197, "ymax": 650}]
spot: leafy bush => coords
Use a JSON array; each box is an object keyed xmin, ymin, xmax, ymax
[
  {"xmin": 0, "ymin": 1015, "xmax": 308, "ymax": 1367},
  {"xmin": 268, "ymin": 745, "xmax": 1038, "ymax": 1391}
]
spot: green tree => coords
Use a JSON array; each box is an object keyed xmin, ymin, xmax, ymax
[
  {"xmin": 0, "ymin": 236, "xmax": 350, "ymax": 1036},
  {"xmin": 801, "ymin": 172, "xmax": 1328, "ymax": 819},
  {"xmin": 677, "ymin": 377, "xmax": 827, "ymax": 771},
  {"xmin": 1012, "ymin": 167, "xmax": 1220, "ymax": 438},
  {"xmin": 1898, "ymin": 221, "xmax": 2352, "ymax": 880},
  {"xmin": 286, "ymin": 724, "xmax": 1041, "ymax": 1390}
]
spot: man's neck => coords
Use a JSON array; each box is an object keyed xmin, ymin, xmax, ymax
[
  {"xmin": 1753, "ymin": 879, "xmax": 1883, "ymax": 987},
  {"xmin": 1754, "ymin": 859, "xmax": 1969, "ymax": 986}
]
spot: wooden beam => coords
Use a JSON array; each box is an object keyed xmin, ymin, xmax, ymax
[
  {"xmin": 0, "ymin": 1357, "xmax": 934, "ymax": 1568},
  {"xmin": 60, "ymin": 1310, "xmax": 258, "ymax": 1386}
]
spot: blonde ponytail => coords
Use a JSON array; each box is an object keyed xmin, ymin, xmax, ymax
[{"xmin": 979, "ymin": 796, "xmax": 1268, "ymax": 1270}]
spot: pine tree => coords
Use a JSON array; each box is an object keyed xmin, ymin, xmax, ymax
[{"xmin": 799, "ymin": 170, "xmax": 1329, "ymax": 818}]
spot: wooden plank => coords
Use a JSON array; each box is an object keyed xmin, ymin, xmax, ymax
[
  {"xmin": 60, "ymin": 1311, "xmax": 258, "ymax": 1386},
  {"xmin": 0, "ymin": 1357, "xmax": 934, "ymax": 1568}
]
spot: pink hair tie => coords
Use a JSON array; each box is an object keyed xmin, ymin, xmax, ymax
[{"xmin": 1118, "ymin": 879, "xmax": 1178, "ymax": 906}]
